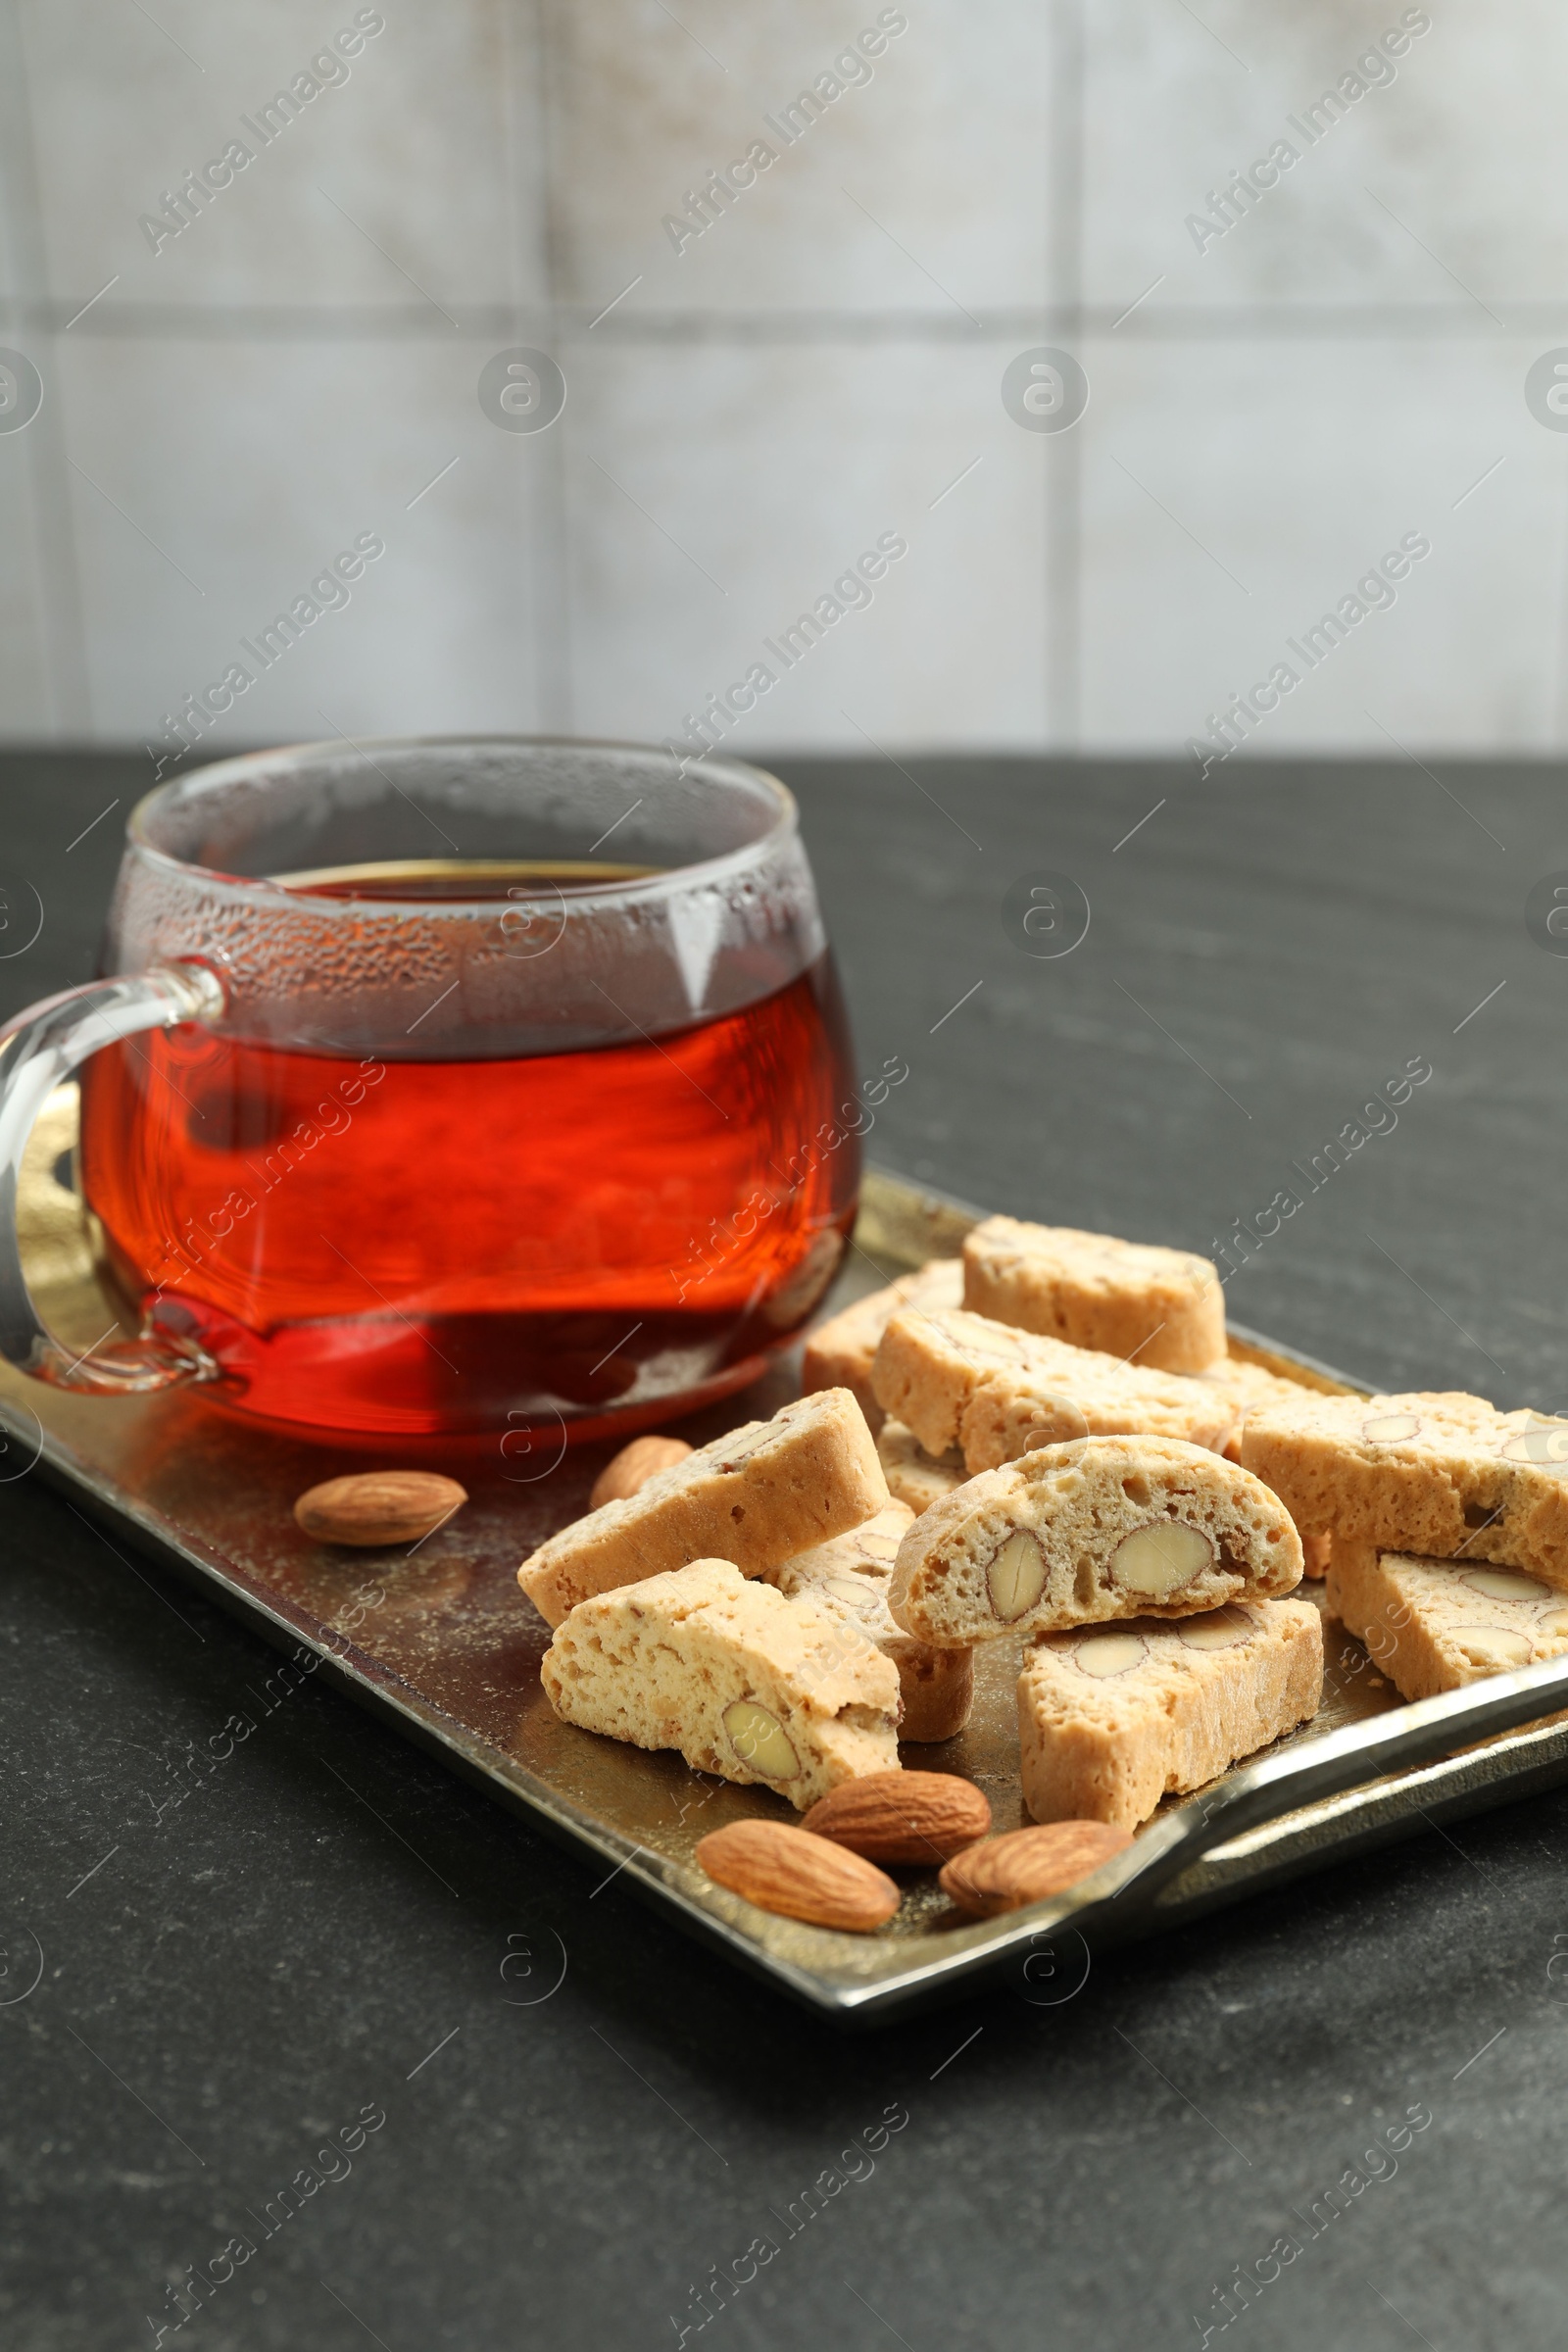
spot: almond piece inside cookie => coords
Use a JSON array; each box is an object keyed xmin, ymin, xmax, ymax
[
  {"xmin": 887, "ymin": 1434, "xmax": 1303, "ymax": 1647},
  {"xmin": 1108, "ymin": 1520, "xmax": 1215, "ymax": 1596}
]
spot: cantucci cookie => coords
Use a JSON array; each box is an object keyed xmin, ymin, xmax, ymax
[
  {"xmin": 1194, "ymin": 1356, "xmax": 1322, "ymax": 1462},
  {"xmin": 1240, "ymin": 1391, "xmax": 1568, "ymax": 1588},
  {"xmin": 877, "ymin": 1418, "xmax": 967, "ymax": 1514},
  {"xmin": 1017, "ymin": 1598, "xmax": 1323, "ymax": 1828},
  {"xmin": 541, "ymin": 1560, "xmax": 901, "ymax": 1807},
  {"xmin": 1195, "ymin": 1356, "xmax": 1334, "ymax": 1573},
  {"xmin": 962, "ymin": 1215, "xmax": 1225, "ymax": 1375},
  {"xmin": 765, "ymin": 1505, "xmax": 974, "ymax": 1742},
  {"xmin": 887, "ymin": 1435, "xmax": 1302, "ymax": 1646},
  {"xmin": 1327, "ymin": 1540, "xmax": 1568, "ymax": 1701},
  {"xmin": 803, "ymin": 1259, "xmax": 963, "ymax": 1432},
  {"xmin": 517, "ymin": 1387, "xmax": 887, "ymax": 1627},
  {"xmin": 872, "ymin": 1306, "xmax": 1235, "ymax": 1474}
]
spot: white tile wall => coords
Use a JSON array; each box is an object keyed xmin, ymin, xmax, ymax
[
  {"xmin": 560, "ymin": 334, "xmax": 1048, "ymax": 749},
  {"xmin": 548, "ymin": 0, "xmax": 1055, "ymax": 317},
  {"xmin": 0, "ymin": 447, "xmax": 55, "ymax": 737},
  {"xmin": 1084, "ymin": 0, "xmax": 1471, "ymax": 315},
  {"xmin": 1079, "ymin": 331, "xmax": 1568, "ymax": 756},
  {"xmin": 1, "ymin": 0, "xmax": 1565, "ymax": 756},
  {"xmin": 52, "ymin": 329, "xmax": 545, "ymax": 753},
  {"xmin": 21, "ymin": 0, "xmax": 533, "ymax": 314}
]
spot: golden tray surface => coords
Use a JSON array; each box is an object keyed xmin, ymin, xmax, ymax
[{"xmin": 12, "ymin": 1094, "xmax": 1568, "ymax": 2024}]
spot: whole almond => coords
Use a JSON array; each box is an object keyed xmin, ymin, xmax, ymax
[
  {"xmin": 801, "ymin": 1771, "xmax": 991, "ymax": 1865},
  {"xmin": 696, "ymin": 1819, "xmax": 899, "ymax": 1933},
  {"xmin": 589, "ymin": 1434, "xmax": 694, "ymax": 1511},
  {"xmin": 939, "ymin": 1820, "xmax": 1133, "ymax": 1918},
  {"xmin": 294, "ymin": 1471, "xmax": 467, "ymax": 1548}
]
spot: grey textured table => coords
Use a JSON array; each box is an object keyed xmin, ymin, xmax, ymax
[{"xmin": 4, "ymin": 750, "xmax": 1565, "ymax": 2352}]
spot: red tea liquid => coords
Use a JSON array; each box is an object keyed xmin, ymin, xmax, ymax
[{"xmin": 79, "ymin": 870, "xmax": 859, "ymax": 1437}]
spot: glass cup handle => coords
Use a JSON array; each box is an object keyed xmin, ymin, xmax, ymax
[{"xmin": 0, "ymin": 959, "xmax": 227, "ymax": 1393}]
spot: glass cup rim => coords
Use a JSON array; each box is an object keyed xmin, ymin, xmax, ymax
[{"xmin": 125, "ymin": 732, "xmax": 801, "ymax": 913}]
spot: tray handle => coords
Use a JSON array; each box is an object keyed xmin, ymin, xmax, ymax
[
  {"xmin": 0, "ymin": 961, "xmax": 227, "ymax": 1392},
  {"xmin": 1090, "ymin": 1647, "xmax": 1568, "ymax": 1928}
]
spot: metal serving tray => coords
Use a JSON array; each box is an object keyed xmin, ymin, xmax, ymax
[{"xmin": 14, "ymin": 1095, "xmax": 1568, "ymax": 2026}]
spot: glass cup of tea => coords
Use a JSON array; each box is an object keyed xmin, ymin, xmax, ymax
[{"xmin": 0, "ymin": 738, "xmax": 878, "ymax": 1441}]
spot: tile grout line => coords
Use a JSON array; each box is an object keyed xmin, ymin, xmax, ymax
[
  {"xmin": 0, "ymin": 0, "xmax": 93, "ymax": 738},
  {"xmin": 530, "ymin": 0, "xmax": 575, "ymax": 734},
  {"xmin": 1045, "ymin": 0, "xmax": 1085, "ymax": 748},
  {"xmin": 0, "ymin": 302, "xmax": 1544, "ymax": 343}
]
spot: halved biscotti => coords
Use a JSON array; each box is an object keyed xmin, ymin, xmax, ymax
[
  {"xmin": 803, "ymin": 1259, "xmax": 963, "ymax": 1432},
  {"xmin": 1195, "ymin": 1356, "xmax": 1321, "ymax": 1462},
  {"xmin": 1240, "ymin": 1391, "xmax": 1568, "ymax": 1588},
  {"xmin": 1017, "ymin": 1598, "xmax": 1323, "ymax": 1828},
  {"xmin": 963, "ymin": 1214, "xmax": 1225, "ymax": 1374},
  {"xmin": 540, "ymin": 1560, "xmax": 902, "ymax": 1807},
  {"xmin": 1326, "ymin": 1539, "xmax": 1568, "ymax": 1701},
  {"xmin": 870, "ymin": 1306, "xmax": 1058, "ymax": 1460},
  {"xmin": 877, "ymin": 1418, "xmax": 968, "ymax": 1514},
  {"xmin": 1195, "ymin": 1358, "xmax": 1336, "ymax": 1571},
  {"xmin": 888, "ymin": 1435, "xmax": 1302, "ymax": 1646},
  {"xmin": 872, "ymin": 1306, "xmax": 1236, "ymax": 1474},
  {"xmin": 517, "ymin": 1387, "xmax": 888, "ymax": 1627},
  {"xmin": 765, "ymin": 1505, "xmax": 974, "ymax": 1741},
  {"xmin": 780, "ymin": 1500, "xmax": 914, "ymax": 1576}
]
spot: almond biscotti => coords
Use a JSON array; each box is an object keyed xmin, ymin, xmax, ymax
[
  {"xmin": 963, "ymin": 1215, "xmax": 1225, "ymax": 1375},
  {"xmin": 1194, "ymin": 1362, "xmax": 1335, "ymax": 1578},
  {"xmin": 872, "ymin": 1306, "xmax": 1236, "ymax": 1474},
  {"xmin": 540, "ymin": 1560, "xmax": 902, "ymax": 1807},
  {"xmin": 1240, "ymin": 1391, "xmax": 1568, "ymax": 1588},
  {"xmin": 1195, "ymin": 1356, "xmax": 1323, "ymax": 1461},
  {"xmin": 888, "ymin": 1435, "xmax": 1301, "ymax": 1646},
  {"xmin": 518, "ymin": 1387, "xmax": 887, "ymax": 1627},
  {"xmin": 877, "ymin": 1418, "xmax": 967, "ymax": 1514},
  {"xmin": 1017, "ymin": 1598, "xmax": 1323, "ymax": 1828},
  {"xmin": 765, "ymin": 1505, "xmax": 974, "ymax": 1741},
  {"xmin": 1327, "ymin": 1539, "xmax": 1568, "ymax": 1701},
  {"xmin": 803, "ymin": 1259, "xmax": 963, "ymax": 1432}
]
